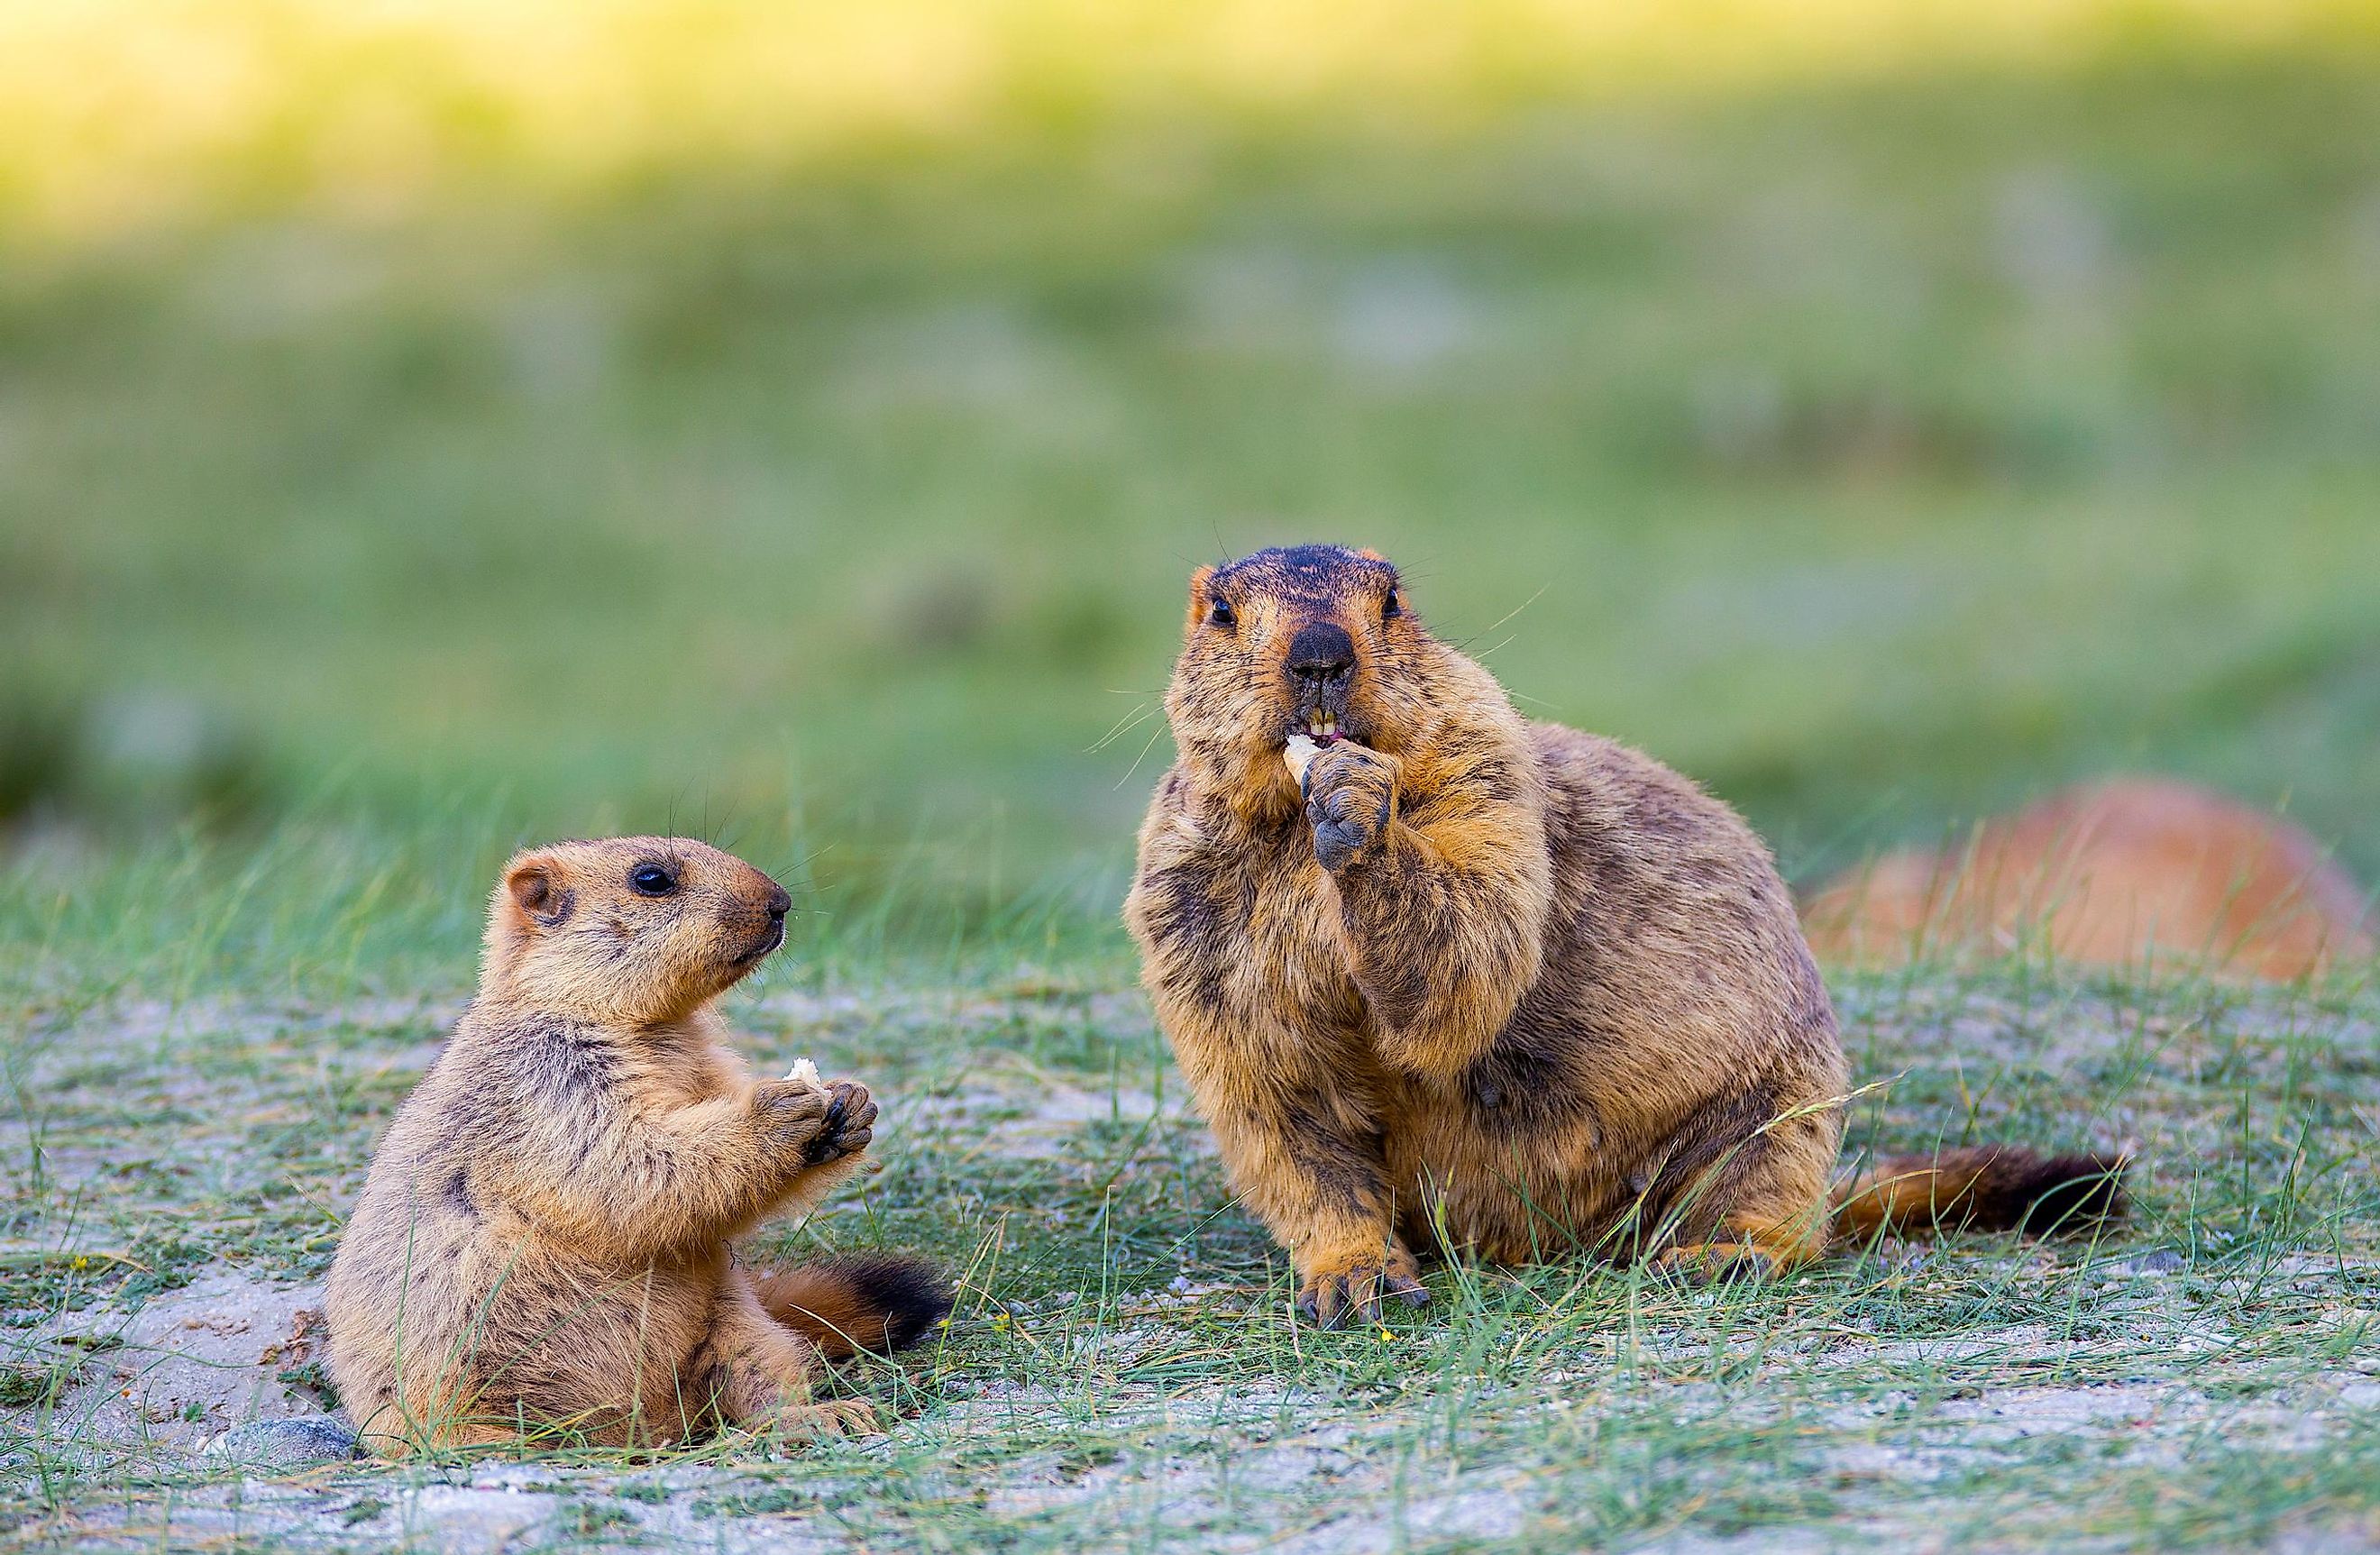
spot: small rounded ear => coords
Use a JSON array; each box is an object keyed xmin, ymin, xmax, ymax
[
  {"xmin": 1185, "ymin": 565, "xmax": 1217, "ymax": 633},
  {"xmin": 503, "ymin": 857, "xmax": 569, "ymax": 928}
]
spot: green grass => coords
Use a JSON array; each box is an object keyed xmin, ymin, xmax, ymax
[
  {"xmin": 0, "ymin": 963, "xmax": 2375, "ymax": 1550},
  {"xmin": 5, "ymin": 46, "xmax": 2379, "ymax": 973}
]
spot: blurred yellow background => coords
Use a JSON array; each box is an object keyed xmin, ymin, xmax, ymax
[
  {"xmin": 3, "ymin": 0, "xmax": 2375, "ymax": 972},
  {"xmin": 6, "ymin": 1, "xmax": 2364, "ymax": 239}
]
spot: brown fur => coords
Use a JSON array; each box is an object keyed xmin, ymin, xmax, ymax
[
  {"xmin": 1801, "ymin": 779, "xmax": 2373, "ymax": 980},
  {"xmin": 325, "ymin": 837, "xmax": 947, "ymax": 1454},
  {"xmin": 1125, "ymin": 546, "xmax": 2122, "ymax": 1324}
]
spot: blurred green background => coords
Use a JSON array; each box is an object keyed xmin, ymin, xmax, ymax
[{"xmin": 3, "ymin": 0, "xmax": 2376, "ymax": 986}]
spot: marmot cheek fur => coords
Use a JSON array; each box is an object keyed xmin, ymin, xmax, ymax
[
  {"xmin": 325, "ymin": 837, "xmax": 950, "ymax": 1453},
  {"xmin": 1125, "ymin": 545, "xmax": 2125, "ymax": 1329}
]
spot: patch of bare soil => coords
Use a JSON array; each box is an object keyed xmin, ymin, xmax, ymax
[
  {"xmin": 5, "ymin": 978, "xmax": 2378, "ymax": 1551},
  {"xmin": 5, "ymin": 1272, "xmax": 328, "ymax": 1453}
]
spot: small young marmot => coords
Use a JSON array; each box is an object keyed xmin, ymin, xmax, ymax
[
  {"xmin": 326, "ymin": 837, "xmax": 949, "ymax": 1453},
  {"xmin": 1126, "ymin": 546, "xmax": 2125, "ymax": 1327}
]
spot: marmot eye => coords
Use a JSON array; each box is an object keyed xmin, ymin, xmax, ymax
[
  {"xmin": 1207, "ymin": 599, "xmax": 1237, "ymax": 629},
  {"xmin": 1382, "ymin": 590, "xmax": 1402, "ymax": 620},
  {"xmin": 629, "ymin": 864, "xmax": 678, "ymax": 897}
]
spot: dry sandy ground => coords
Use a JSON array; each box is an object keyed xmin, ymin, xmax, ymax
[
  {"xmin": 13, "ymin": 1272, "xmax": 2378, "ymax": 1554},
  {"xmin": 4, "ymin": 981, "xmax": 2378, "ymax": 1550}
]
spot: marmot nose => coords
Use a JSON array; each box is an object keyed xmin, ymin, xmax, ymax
[
  {"xmin": 1286, "ymin": 621, "xmax": 1356, "ymax": 687},
  {"xmin": 764, "ymin": 883, "xmax": 792, "ymax": 920}
]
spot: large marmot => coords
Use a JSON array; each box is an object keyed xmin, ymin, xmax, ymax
[
  {"xmin": 327, "ymin": 837, "xmax": 949, "ymax": 1452},
  {"xmin": 1126, "ymin": 545, "xmax": 2123, "ymax": 1327}
]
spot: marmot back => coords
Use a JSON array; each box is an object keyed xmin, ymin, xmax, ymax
[
  {"xmin": 326, "ymin": 837, "xmax": 948, "ymax": 1453},
  {"xmin": 1801, "ymin": 780, "xmax": 2371, "ymax": 980}
]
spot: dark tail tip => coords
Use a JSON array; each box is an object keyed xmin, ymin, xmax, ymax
[
  {"xmin": 1833, "ymin": 1146, "xmax": 2131, "ymax": 1240},
  {"xmin": 839, "ymin": 1254, "xmax": 955, "ymax": 1351},
  {"xmin": 755, "ymin": 1254, "xmax": 955, "ymax": 1360},
  {"xmin": 1998, "ymin": 1151, "xmax": 2131, "ymax": 1236}
]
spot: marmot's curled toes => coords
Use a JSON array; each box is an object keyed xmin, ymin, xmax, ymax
[
  {"xmin": 800, "ymin": 1082, "xmax": 877, "ymax": 1166},
  {"xmin": 1300, "ymin": 742, "xmax": 1397, "ymax": 874},
  {"xmin": 753, "ymin": 1080, "xmax": 832, "ymax": 1135}
]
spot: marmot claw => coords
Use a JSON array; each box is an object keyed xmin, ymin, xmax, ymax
[{"xmin": 1295, "ymin": 1255, "xmax": 1429, "ymax": 1329}]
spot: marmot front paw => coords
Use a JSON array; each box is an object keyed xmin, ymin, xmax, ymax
[
  {"xmin": 801, "ymin": 1080, "xmax": 876, "ymax": 1166},
  {"xmin": 751, "ymin": 1080, "xmax": 833, "ymax": 1155},
  {"xmin": 1298, "ymin": 743, "xmax": 1398, "ymax": 874},
  {"xmin": 752, "ymin": 1079, "xmax": 876, "ymax": 1164},
  {"xmin": 1295, "ymin": 1246, "xmax": 1429, "ymax": 1329}
]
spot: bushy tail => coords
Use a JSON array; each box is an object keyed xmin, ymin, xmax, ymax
[
  {"xmin": 1832, "ymin": 1147, "xmax": 2128, "ymax": 1241},
  {"xmin": 753, "ymin": 1256, "xmax": 953, "ymax": 1361}
]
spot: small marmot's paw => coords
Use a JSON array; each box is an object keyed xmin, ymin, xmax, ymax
[
  {"xmin": 1651, "ymin": 1241, "xmax": 1782, "ymax": 1287},
  {"xmin": 765, "ymin": 1398, "xmax": 880, "ymax": 1445},
  {"xmin": 750, "ymin": 1079, "xmax": 833, "ymax": 1154},
  {"xmin": 799, "ymin": 1080, "xmax": 876, "ymax": 1166},
  {"xmin": 1300, "ymin": 743, "xmax": 1398, "ymax": 874},
  {"xmin": 1295, "ymin": 1248, "xmax": 1428, "ymax": 1330}
]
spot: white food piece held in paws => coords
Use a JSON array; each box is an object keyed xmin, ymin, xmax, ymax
[
  {"xmin": 1283, "ymin": 735, "xmax": 1323, "ymax": 785},
  {"xmin": 781, "ymin": 1057, "xmax": 823, "ymax": 1091}
]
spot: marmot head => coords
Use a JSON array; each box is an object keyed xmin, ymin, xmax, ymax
[
  {"xmin": 479, "ymin": 837, "xmax": 793, "ymax": 1025},
  {"xmin": 1165, "ymin": 544, "xmax": 1463, "ymax": 811}
]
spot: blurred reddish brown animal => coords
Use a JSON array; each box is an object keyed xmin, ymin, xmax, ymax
[{"xmin": 1801, "ymin": 779, "xmax": 2373, "ymax": 980}]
